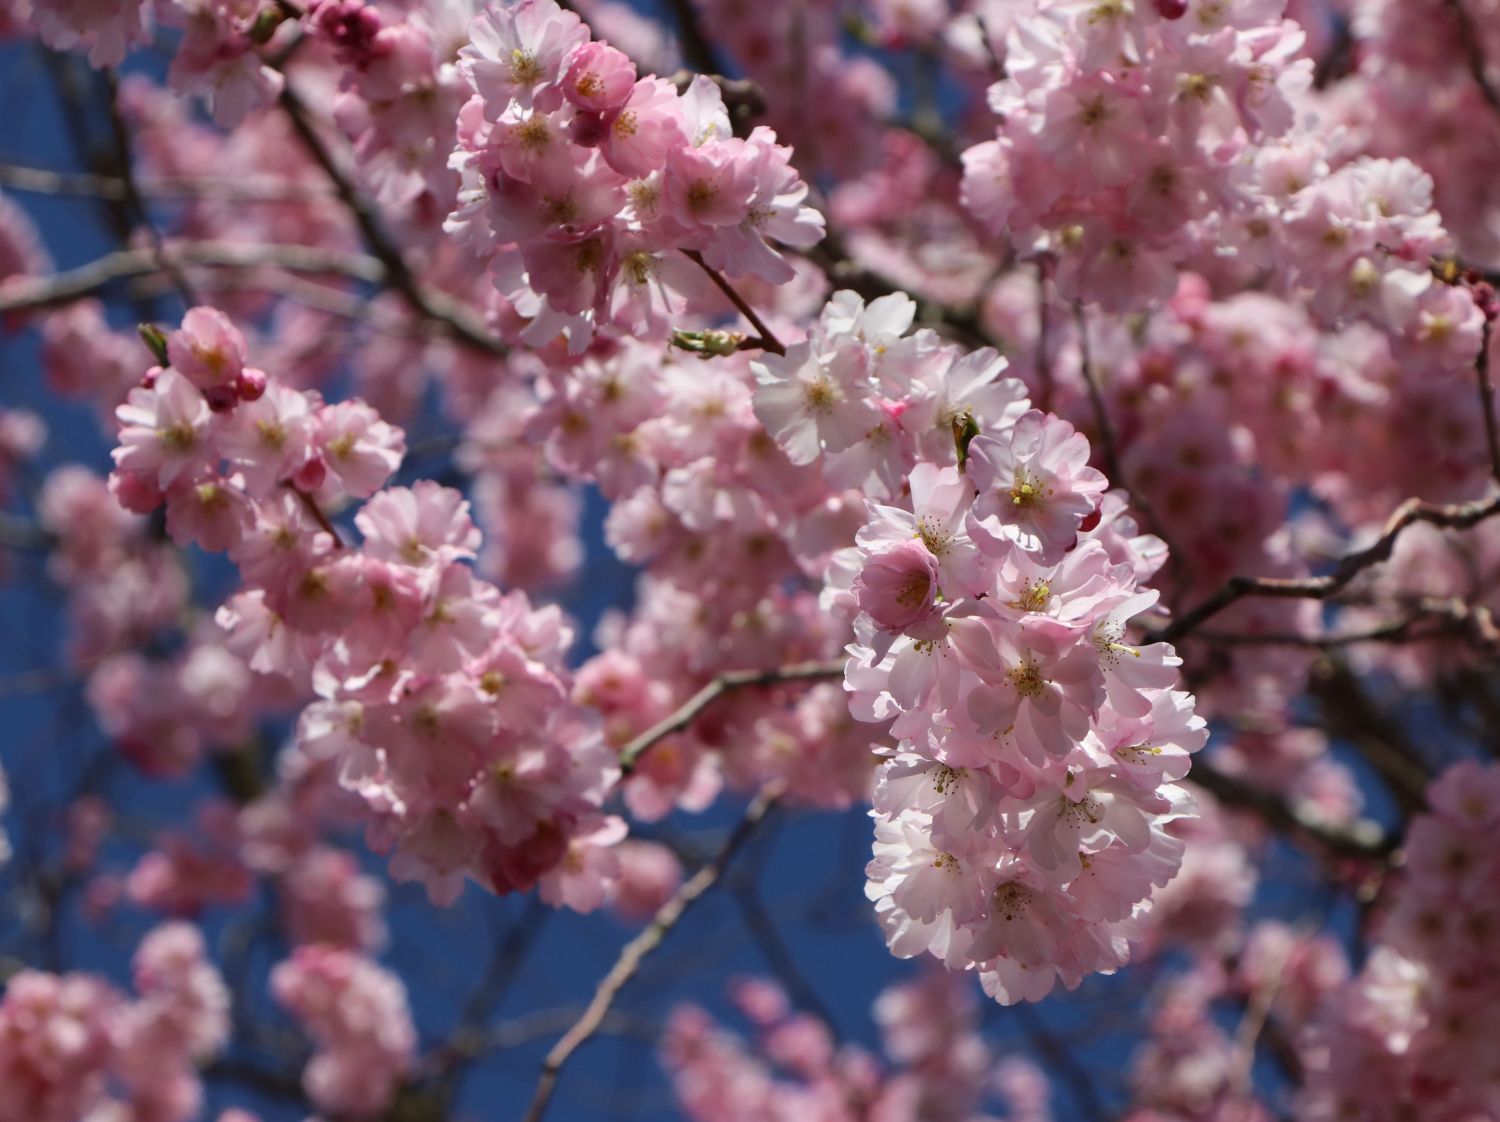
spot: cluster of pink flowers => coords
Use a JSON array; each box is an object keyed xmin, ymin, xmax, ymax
[
  {"xmin": 27, "ymin": 0, "xmax": 286, "ymax": 124},
  {"xmin": 108, "ymin": 306, "xmax": 623, "ymax": 906},
  {"xmin": 1345, "ymin": 0, "xmax": 1500, "ymax": 268},
  {"xmin": 308, "ymin": 0, "xmax": 474, "ymax": 221},
  {"xmin": 1297, "ymin": 761, "xmax": 1500, "ymax": 1120},
  {"xmin": 270, "ymin": 945, "xmax": 416, "ymax": 1117},
  {"xmin": 445, "ymin": 0, "xmax": 824, "ymax": 349},
  {"xmin": 960, "ymin": 0, "xmax": 1315, "ymax": 311},
  {"xmin": 690, "ymin": 0, "xmax": 897, "ymax": 180},
  {"xmin": 662, "ymin": 972, "xmax": 1052, "ymax": 1122},
  {"xmin": 958, "ymin": 0, "xmax": 1487, "ymax": 378},
  {"xmin": 690, "ymin": 289, "xmax": 1201, "ymax": 1003},
  {"xmin": 0, "ymin": 924, "xmax": 229, "ymax": 1122}
]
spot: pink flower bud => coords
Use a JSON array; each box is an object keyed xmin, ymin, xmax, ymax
[
  {"xmin": 1153, "ymin": 0, "xmax": 1188, "ymax": 17},
  {"xmin": 292, "ymin": 456, "xmax": 327, "ymax": 492},
  {"xmin": 203, "ymin": 384, "xmax": 239, "ymax": 413},
  {"xmin": 236, "ymin": 367, "xmax": 269, "ymax": 402}
]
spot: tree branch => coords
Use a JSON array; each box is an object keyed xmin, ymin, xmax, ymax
[
  {"xmin": 1189, "ymin": 759, "xmax": 1393, "ymax": 860},
  {"xmin": 0, "ymin": 160, "xmax": 332, "ymax": 203},
  {"xmin": 1149, "ymin": 493, "xmax": 1500, "ymax": 645},
  {"xmin": 0, "ymin": 242, "xmax": 386, "ymax": 315},
  {"xmin": 1073, "ymin": 301, "xmax": 1180, "ymax": 568},
  {"xmin": 683, "ymin": 250, "xmax": 786, "ymax": 356},
  {"xmin": 617, "ymin": 660, "xmax": 844, "ymax": 774},
  {"xmin": 1473, "ymin": 317, "xmax": 1500, "ymax": 484},
  {"xmin": 277, "ymin": 82, "xmax": 506, "ymax": 358},
  {"xmin": 1446, "ymin": 0, "xmax": 1500, "ymax": 121},
  {"xmin": 1189, "ymin": 596, "xmax": 1500, "ymax": 655},
  {"xmin": 286, "ymin": 483, "xmax": 344, "ymax": 548},
  {"xmin": 519, "ymin": 785, "xmax": 780, "ymax": 1122},
  {"xmin": 103, "ymin": 70, "xmax": 199, "ymax": 308}
]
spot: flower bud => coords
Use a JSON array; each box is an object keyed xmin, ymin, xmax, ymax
[
  {"xmin": 293, "ymin": 456, "xmax": 327, "ymax": 492},
  {"xmin": 204, "ymin": 384, "xmax": 239, "ymax": 413},
  {"xmin": 236, "ymin": 367, "xmax": 269, "ymax": 402}
]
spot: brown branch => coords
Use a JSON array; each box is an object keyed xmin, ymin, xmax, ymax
[
  {"xmin": 617, "ymin": 659, "xmax": 844, "ymax": 774},
  {"xmin": 665, "ymin": 71, "xmax": 767, "ymax": 133},
  {"xmin": 1189, "ymin": 759, "xmax": 1393, "ymax": 859},
  {"xmin": 1307, "ymin": 660, "xmax": 1433, "ymax": 815},
  {"xmin": 732, "ymin": 881, "xmax": 839, "ymax": 1032},
  {"xmin": 103, "ymin": 70, "xmax": 199, "ymax": 308},
  {"xmin": 1073, "ymin": 301, "xmax": 1181, "ymax": 570},
  {"xmin": 519, "ymin": 785, "xmax": 780, "ymax": 1122},
  {"xmin": 286, "ymin": 483, "xmax": 343, "ymax": 547},
  {"xmin": 418, "ymin": 897, "xmax": 551, "ymax": 1087},
  {"xmin": 277, "ymin": 82, "xmax": 506, "ymax": 358},
  {"xmin": 436, "ymin": 1005, "xmax": 660, "ymax": 1063},
  {"xmin": 683, "ymin": 249, "xmax": 786, "ymax": 355},
  {"xmin": 1012, "ymin": 1002, "xmax": 1113, "ymax": 1122},
  {"xmin": 0, "ymin": 160, "xmax": 333, "ymax": 203},
  {"xmin": 0, "ymin": 242, "xmax": 386, "ymax": 315},
  {"xmin": 1229, "ymin": 935, "xmax": 1291, "ymax": 1100},
  {"xmin": 1149, "ymin": 493, "xmax": 1500, "ymax": 645},
  {"xmin": 0, "ymin": 511, "xmax": 56, "ymax": 551},
  {"xmin": 798, "ymin": 231, "xmax": 990, "ymax": 350},
  {"xmin": 1474, "ymin": 317, "xmax": 1500, "ymax": 485},
  {"xmin": 1073, "ymin": 303, "xmax": 1122, "ymax": 485},
  {"xmin": 1446, "ymin": 0, "xmax": 1500, "ymax": 121},
  {"xmin": 1193, "ymin": 596, "xmax": 1500, "ymax": 656}
]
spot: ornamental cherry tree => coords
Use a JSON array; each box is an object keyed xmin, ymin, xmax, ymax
[{"xmin": 1, "ymin": 0, "xmax": 1499, "ymax": 1118}]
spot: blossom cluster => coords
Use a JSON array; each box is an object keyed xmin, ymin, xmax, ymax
[
  {"xmin": 109, "ymin": 306, "xmax": 624, "ymax": 907},
  {"xmin": 959, "ymin": 0, "xmax": 1484, "ymax": 378},
  {"xmin": 960, "ymin": 0, "xmax": 1315, "ymax": 311},
  {"xmin": 661, "ymin": 972, "xmax": 1052, "ymax": 1122},
  {"xmin": 445, "ymin": 0, "xmax": 824, "ymax": 350},
  {"xmin": 270, "ymin": 945, "xmax": 416, "ymax": 1117},
  {"xmin": 656, "ymin": 285, "xmax": 1202, "ymax": 1002},
  {"xmin": 1297, "ymin": 761, "xmax": 1500, "ymax": 1120},
  {"xmin": 0, "ymin": 924, "xmax": 229, "ymax": 1122}
]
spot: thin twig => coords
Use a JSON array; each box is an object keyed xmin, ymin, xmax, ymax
[
  {"xmin": 1473, "ymin": 317, "xmax": 1500, "ymax": 485},
  {"xmin": 1229, "ymin": 935, "xmax": 1294, "ymax": 1100},
  {"xmin": 287, "ymin": 484, "xmax": 344, "ymax": 547},
  {"xmin": 1446, "ymin": 0, "xmax": 1500, "ymax": 121},
  {"xmin": 520, "ymin": 786, "xmax": 780, "ymax": 1122},
  {"xmin": 683, "ymin": 249, "xmax": 786, "ymax": 355},
  {"xmin": 618, "ymin": 660, "xmax": 844, "ymax": 774},
  {"xmin": 798, "ymin": 232, "xmax": 989, "ymax": 350},
  {"xmin": 0, "ymin": 650, "xmax": 113, "ymax": 699},
  {"xmin": 1012, "ymin": 1003, "xmax": 1113, "ymax": 1122},
  {"xmin": 0, "ymin": 160, "xmax": 332, "ymax": 202},
  {"xmin": 422, "ymin": 897, "xmax": 550, "ymax": 1081},
  {"xmin": 1073, "ymin": 303, "xmax": 1123, "ymax": 490},
  {"xmin": 1073, "ymin": 301, "xmax": 1182, "ymax": 570},
  {"xmin": 0, "ymin": 242, "xmax": 386, "ymax": 315},
  {"xmin": 1307, "ymin": 660, "xmax": 1433, "ymax": 814},
  {"xmin": 277, "ymin": 82, "xmax": 506, "ymax": 358},
  {"xmin": 103, "ymin": 70, "xmax": 199, "ymax": 308},
  {"xmin": 733, "ymin": 884, "xmax": 840, "ymax": 1031},
  {"xmin": 1148, "ymin": 494, "xmax": 1500, "ymax": 645},
  {"xmin": 1192, "ymin": 596, "xmax": 1500, "ymax": 656},
  {"xmin": 0, "ymin": 511, "xmax": 56, "ymax": 551},
  {"xmin": 440, "ymin": 1005, "xmax": 660, "ymax": 1062},
  {"xmin": 1190, "ymin": 760, "xmax": 1392, "ymax": 859}
]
